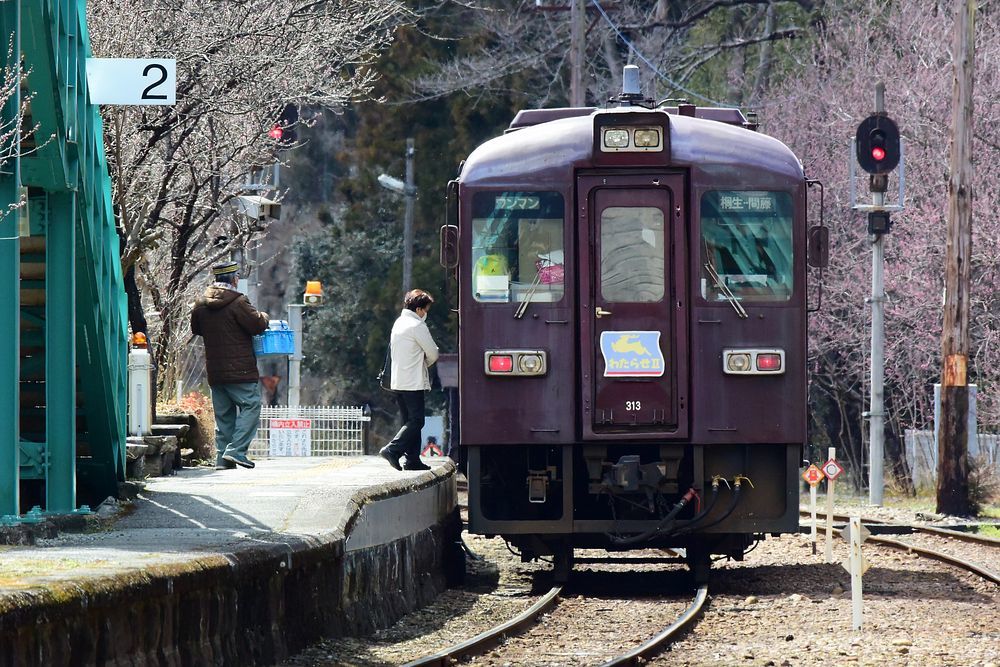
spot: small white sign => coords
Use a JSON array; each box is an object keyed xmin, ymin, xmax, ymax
[
  {"xmin": 268, "ymin": 418, "xmax": 312, "ymax": 457},
  {"xmin": 822, "ymin": 458, "xmax": 845, "ymax": 480},
  {"xmin": 841, "ymin": 553, "xmax": 871, "ymax": 575},
  {"xmin": 839, "ymin": 521, "xmax": 872, "ymax": 544},
  {"xmin": 86, "ymin": 58, "xmax": 176, "ymax": 105}
]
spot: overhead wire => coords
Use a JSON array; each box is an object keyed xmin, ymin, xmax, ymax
[{"xmin": 588, "ymin": 0, "xmax": 729, "ymax": 107}]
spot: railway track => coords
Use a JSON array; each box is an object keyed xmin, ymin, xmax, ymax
[
  {"xmin": 799, "ymin": 508, "xmax": 1000, "ymax": 547},
  {"xmin": 402, "ymin": 585, "xmax": 562, "ymax": 667},
  {"xmin": 599, "ymin": 584, "xmax": 708, "ymax": 667},
  {"xmin": 801, "ymin": 510, "xmax": 1000, "ymax": 584},
  {"xmin": 403, "ymin": 575, "xmax": 707, "ymax": 666}
]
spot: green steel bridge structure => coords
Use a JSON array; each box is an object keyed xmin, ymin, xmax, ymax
[{"xmin": 1, "ymin": 1, "xmax": 128, "ymax": 520}]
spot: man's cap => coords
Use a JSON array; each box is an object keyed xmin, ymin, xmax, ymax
[{"xmin": 212, "ymin": 262, "xmax": 239, "ymax": 277}]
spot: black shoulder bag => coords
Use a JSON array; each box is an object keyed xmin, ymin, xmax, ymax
[{"xmin": 377, "ymin": 345, "xmax": 392, "ymax": 391}]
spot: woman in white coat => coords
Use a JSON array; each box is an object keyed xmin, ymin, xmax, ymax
[{"xmin": 379, "ymin": 289, "xmax": 439, "ymax": 471}]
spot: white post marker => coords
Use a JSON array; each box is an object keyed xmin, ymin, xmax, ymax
[
  {"xmin": 841, "ymin": 517, "xmax": 871, "ymax": 630},
  {"xmin": 802, "ymin": 464, "xmax": 824, "ymax": 552},
  {"xmin": 86, "ymin": 58, "xmax": 176, "ymax": 106},
  {"xmin": 824, "ymin": 446, "xmax": 838, "ymax": 563},
  {"xmin": 809, "ymin": 482, "xmax": 818, "ymax": 550},
  {"xmin": 822, "ymin": 452, "xmax": 845, "ymax": 561}
]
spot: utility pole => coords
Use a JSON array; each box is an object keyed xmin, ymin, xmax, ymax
[
  {"xmin": 377, "ymin": 139, "xmax": 417, "ymax": 295},
  {"xmin": 287, "ymin": 303, "xmax": 303, "ymax": 409},
  {"xmin": 938, "ymin": 0, "xmax": 975, "ymax": 516},
  {"xmin": 569, "ymin": 0, "xmax": 586, "ymax": 106},
  {"xmin": 403, "ymin": 138, "xmax": 415, "ymax": 294},
  {"xmin": 534, "ymin": 0, "xmax": 590, "ymax": 106},
  {"xmin": 403, "ymin": 138, "xmax": 417, "ymax": 294}
]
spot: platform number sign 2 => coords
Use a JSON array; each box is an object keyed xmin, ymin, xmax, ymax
[
  {"xmin": 141, "ymin": 63, "xmax": 170, "ymax": 101},
  {"xmin": 86, "ymin": 59, "xmax": 177, "ymax": 106}
]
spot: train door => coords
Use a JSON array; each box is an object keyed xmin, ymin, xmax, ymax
[{"xmin": 578, "ymin": 174, "xmax": 688, "ymax": 438}]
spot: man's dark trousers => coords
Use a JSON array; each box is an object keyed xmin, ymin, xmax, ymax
[{"xmin": 385, "ymin": 390, "xmax": 425, "ymax": 463}]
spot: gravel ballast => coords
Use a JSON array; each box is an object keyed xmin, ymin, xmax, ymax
[{"xmin": 281, "ymin": 498, "xmax": 999, "ymax": 666}]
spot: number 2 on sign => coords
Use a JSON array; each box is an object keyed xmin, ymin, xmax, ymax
[{"xmin": 141, "ymin": 64, "xmax": 169, "ymax": 100}]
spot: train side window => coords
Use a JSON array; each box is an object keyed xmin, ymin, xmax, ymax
[
  {"xmin": 700, "ymin": 191, "xmax": 793, "ymax": 303},
  {"xmin": 470, "ymin": 192, "xmax": 565, "ymax": 304}
]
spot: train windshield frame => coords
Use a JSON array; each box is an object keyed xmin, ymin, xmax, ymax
[
  {"xmin": 470, "ymin": 191, "xmax": 565, "ymax": 304},
  {"xmin": 699, "ymin": 190, "xmax": 794, "ymax": 303}
]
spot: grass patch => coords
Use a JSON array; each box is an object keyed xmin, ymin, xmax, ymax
[{"xmin": 979, "ymin": 524, "xmax": 1000, "ymax": 539}]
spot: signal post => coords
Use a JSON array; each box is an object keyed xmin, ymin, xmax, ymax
[{"xmin": 852, "ymin": 83, "xmax": 902, "ymax": 506}]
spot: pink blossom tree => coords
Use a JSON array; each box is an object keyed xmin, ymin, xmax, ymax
[{"xmin": 764, "ymin": 0, "xmax": 1000, "ymax": 487}]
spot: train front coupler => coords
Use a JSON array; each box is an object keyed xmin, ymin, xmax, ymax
[{"xmin": 584, "ymin": 445, "xmax": 684, "ymax": 501}]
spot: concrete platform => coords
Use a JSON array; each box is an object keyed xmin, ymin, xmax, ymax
[{"xmin": 0, "ymin": 456, "xmax": 461, "ymax": 667}]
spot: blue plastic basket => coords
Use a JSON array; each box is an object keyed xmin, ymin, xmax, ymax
[{"xmin": 253, "ymin": 320, "xmax": 295, "ymax": 356}]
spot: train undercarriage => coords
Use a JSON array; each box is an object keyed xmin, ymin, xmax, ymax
[{"xmin": 467, "ymin": 442, "xmax": 802, "ymax": 581}]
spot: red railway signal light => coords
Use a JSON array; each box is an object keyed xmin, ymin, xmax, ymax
[
  {"xmin": 266, "ymin": 105, "xmax": 298, "ymax": 148},
  {"xmin": 855, "ymin": 115, "xmax": 900, "ymax": 174}
]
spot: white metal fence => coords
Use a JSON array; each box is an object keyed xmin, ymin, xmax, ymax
[{"xmin": 251, "ymin": 405, "xmax": 370, "ymax": 457}]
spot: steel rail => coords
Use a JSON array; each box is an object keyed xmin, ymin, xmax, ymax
[
  {"xmin": 402, "ymin": 585, "xmax": 562, "ymax": 667},
  {"xmin": 912, "ymin": 524, "xmax": 1000, "ymax": 546},
  {"xmin": 799, "ymin": 510, "xmax": 1000, "ymax": 548},
  {"xmin": 865, "ymin": 535, "xmax": 1000, "ymax": 585},
  {"xmin": 599, "ymin": 584, "xmax": 709, "ymax": 667},
  {"xmin": 813, "ymin": 523, "xmax": 1000, "ymax": 585}
]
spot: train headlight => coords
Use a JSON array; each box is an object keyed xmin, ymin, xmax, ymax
[
  {"xmin": 485, "ymin": 350, "xmax": 547, "ymax": 376},
  {"xmin": 518, "ymin": 353, "xmax": 543, "ymax": 374},
  {"xmin": 723, "ymin": 349, "xmax": 785, "ymax": 375},
  {"xmin": 603, "ymin": 128, "xmax": 630, "ymax": 149},
  {"xmin": 633, "ymin": 128, "xmax": 661, "ymax": 148},
  {"xmin": 726, "ymin": 353, "xmax": 752, "ymax": 373}
]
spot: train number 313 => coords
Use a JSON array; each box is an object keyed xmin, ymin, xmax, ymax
[{"xmin": 625, "ymin": 401, "xmax": 641, "ymax": 411}]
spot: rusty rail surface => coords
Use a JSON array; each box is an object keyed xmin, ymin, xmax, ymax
[
  {"xmin": 403, "ymin": 585, "xmax": 562, "ymax": 667},
  {"xmin": 600, "ymin": 584, "xmax": 709, "ymax": 667}
]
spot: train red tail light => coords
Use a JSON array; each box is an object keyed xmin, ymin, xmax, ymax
[
  {"xmin": 756, "ymin": 353, "xmax": 782, "ymax": 372},
  {"xmin": 488, "ymin": 354, "xmax": 514, "ymax": 373}
]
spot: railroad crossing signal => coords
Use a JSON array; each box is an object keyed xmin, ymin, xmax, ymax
[
  {"xmin": 802, "ymin": 464, "xmax": 825, "ymax": 486},
  {"xmin": 822, "ymin": 458, "xmax": 844, "ymax": 481}
]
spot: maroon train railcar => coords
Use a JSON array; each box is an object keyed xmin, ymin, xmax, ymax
[{"xmin": 443, "ymin": 86, "xmax": 823, "ymax": 580}]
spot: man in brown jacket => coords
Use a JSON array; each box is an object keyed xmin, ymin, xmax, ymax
[{"xmin": 191, "ymin": 262, "xmax": 269, "ymax": 469}]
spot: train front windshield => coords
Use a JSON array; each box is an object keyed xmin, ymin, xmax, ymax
[
  {"xmin": 700, "ymin": 190, "xmax": 794, "ymax": 302},
  {"xmin": 470, "ymin": 191, "xmax": 565, "ymax": 304}
]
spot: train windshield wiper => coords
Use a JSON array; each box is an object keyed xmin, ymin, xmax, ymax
[
  {"xmin": 514, "ymin": 272, "xmax": 542, "ymax": 319},
  {"xmin": 704, "ymin": 260, "xmax": 748, "ymax": 319}
]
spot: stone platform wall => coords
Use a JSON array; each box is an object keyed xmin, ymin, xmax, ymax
[{"xmin": 0, "ymin": 510, "xmax": 463, "ymax": 666}]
